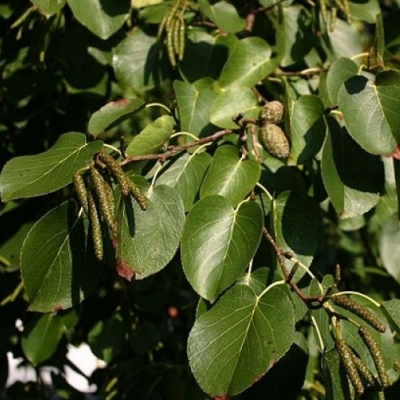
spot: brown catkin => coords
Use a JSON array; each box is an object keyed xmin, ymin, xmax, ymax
[
  {"xmin": 258, "ymin": 123, "xmax": 290, "ymax": 159},
  {"xmin": 98, "ymin": 151, "xmax": 130, "ymax": 196},
  {"xmin": 336, "ymin": 339, "xmax": 365, "ymax": 397},
  {"xmin": 259, "ymin": 101, "xmax": 284, "ymax": 124},
  {"xmin": 358, "ymin": 326, "xmax": 390, "ymax": 389},
  {"xmin": 351, "ymin": 353, "xmax": 376, "ymax": 388},
  {"xmin": 73, "ymin": 173, "xmax": 89, "ymax": 213},
  {"xmin": 128, "ymin": 179, "xmax": 148, "ymax": 211},
  {"xmin": 103, "ymin": 179, "xmax": 115, "ymax": 222},
  {"xmin": 90, "ymin": 166, "xmax": 114, "ymax": 228},
  {"xmin": 332, "ymin": 295, "xmax": 386, "ymax": 333},
  {"xmin": 88, "ymin": 191, "xmax": 103, "ymax": 261}
]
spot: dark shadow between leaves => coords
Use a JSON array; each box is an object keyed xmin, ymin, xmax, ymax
[
  {"xmin": 343, "ymin": 75, "xmax": 368, "ymax": 95},
  {"xmin": 100, "ymin": 0, "xmax": 130, "ymax": 17}
]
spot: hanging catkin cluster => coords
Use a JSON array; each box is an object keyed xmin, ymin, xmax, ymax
[
  {"xmin": 258, "ymin": 100, "xmax": 290, "ymax": 159},
  {"xmin": 158, "ymin": 0, "xmax": 187, "ymax": 67},
  {"xmin": 332, "ymin": 294, "xmax": 389, "ymax": 396},
  {"xmin": 72, "ymin": 151, "xmax": 147, "ymax": 261}
]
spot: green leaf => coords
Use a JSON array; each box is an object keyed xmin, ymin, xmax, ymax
[
  {"xmin": 125, "ymin": 115, "xmax": 175, "ymax": 156},
  {"xmin": 379, "ymin": 214, "xmax": 400, "ymax": 283},
  {"xmin": 21, "ymin": 202, "xmax": 102, "ymax": 312},
  {"xmin": 218, "ymin": 37, "xmax": 273, "ymax": 88},
  {"xmin": 273, "ymin": 191, "xmax": 322, "ymax": 277},
  {"xmin": 200, "ymin": 145, "xmax": 261, "ymax": 207},
  {"xmin": 179, "ymin": 29, "xmax": 216, "ymax": 83},
  {"xmin": 88, "ymin": 98, "xmax": 145, "ymax": 137},
  {"xmin": 326, "ymin": 18, "xmax": 363, "ymax": 60},
  {"xmin": 210, "ymin": 87, "xmax": 258, "ymax": 129},
  {"xmin": 115, "ymin": 185, "xmax": 184, "ymax": 280},
  {"xmin": 173, "ymin": 80, "xmax": 218, "ymax": 137},
  {"xmin": 181, "ymin": 195, "xmax": 263, "ymax": 301},
  {"xmin": 156, "ymin": 152, "xmax": 212, "ymax": 211},
  {"xmin": 288, "ymin": 95, "xmax": 326, "ymax": 164},
  {"xmin": 0, "ymin": 223, "xmax": 34, "ymax": 272},
  {"xmin": 348, "ymin": 0, "xmax": 380, "ymax": 24},
  {"xmin": 277, "ymin": 6, "xmax": 313, "ymax": 67},
  {"xmin": 66, "ymin": 0, "xmax": 130, "ymax": 39},
  {"xmin": 0, "ymin": 132, "xmax": 103, "ymax": 202},
  {"xmin": 31, "ymin": 0, "xmax": 65, "ymax": 16},
  {"xmin": 325, "ymin": 58, "xmax": 358, "ymax": 106},
  {"xmin": 187, "ymin": 283, "xmax": 295, "ymax": 397},
  {"xmin": 113, "ymin": 30, "xmax": 163, "ymax": 92},
  {"xmin": 338, "ymin": 71, "xmax": 400, "ymax": 155},
  {"xmin": 381, "ymin": 299, "xmax": 400, "ymax": 333},
  {"xmin": 88, "ymin": 313, "xmax": 125, "ymax": 363},
  {"xmin": 199, "ymin": 1, "xmax": 246, "ymax": 33},
  {"xmin": 321, "ymin": 117, "xmax": 384, "ymax": 218},
  {"xmin": 22, "ymin": 313, "xmax": 64, "ymax": 366}
]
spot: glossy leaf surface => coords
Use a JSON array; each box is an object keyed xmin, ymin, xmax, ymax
[
  {"xmin": 0, "ymin": 133, "xmax": 103, "ymax": 201},
  {"xmin": 156, "ymin": 152, "xmax": 212, "ymax": 211},
  {"xmin": 321, "ymin": 118, "xmax": 384, "ymax": 218},
  {"xmin": 88, "ymin": 98, "xmax": 145, "ymax": 137},
  {"xmin": 188, "ymin": 283, "xmax": 295, "ymax": 396},
  {"xmin": 67, "ymin": 0, "xmax": 130, "ymax": 39},
  {"xmin": 181, "ymin": 196, "xmax": 263, "ymax": 301},
  {"xmin": 338, "ymin": 71, "xmax": 400, "ymax": 155},
  {"xmin": 115, "ymin": 185, "xmax": 184, "ymax": 280},
  {"xmin": 21, "ymin": 202, "xmax": 102, "ymax": 312},
  {"xmin": 201, "ymin": 145, "xmax": 261, "ymax": 207},
  {"xmin": 125, "ymin": 115, "xmax": 174, "ymax": 156}
]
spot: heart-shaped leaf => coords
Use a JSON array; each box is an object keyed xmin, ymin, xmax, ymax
[
  {"xmin": 187, "ymin": 282, "xmax": 295, "ymax": 397},
  {"xmin": 218, "ymin": 37, "xmax": 273, "ymax": 88},
  {"xmin": 200, "ymin": 145, "xmax": 261, "ymax": 206},
  {"xmin": 210, "ymin": 87, "xmax": 259, "ymax": 129},
  {"xmin": 181, "ymin": 195, "xmax": 263, "ymax": 301},
  {"xmin": 67, "ymin": 0, "xmax": 130, "ymax": 39},
  {"xmin": 21, "ymin": 201, "xmax": 102, "ymax": 312},
  {"xmin": 115, "ymin": 185, "xmax": 184, "ymax": 280},
  {"xmin": 0, "ymin": 132, "xmax": 103, "ymax": 202},
  {"xmin": 112, "ymin": 30, "xmax": 163, "ymax": 92},
  {"xmin": 156, "ymin": 152, "xmax": 212, "ymax": 211},
  {"xmin": 88, "ymin": 98, "xmax": 145, "ymax": 137},
  {"xmin": 321, "ymin": 117, "xmax": 384, "ymax": 218},
  {"xmin": 338, "ymin": 71, "xmax": 400, "ymax": 155},
  {"xmin": 173, "ymin": 80, "xmax": 218, "ymax": 137},
  {"xmin": 125, "ymin": 115, "xmax": 175, "ymax": 156}
]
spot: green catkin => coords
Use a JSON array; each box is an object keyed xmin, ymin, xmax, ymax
[
  {"xmin": 88, "ymin": 191, "xmax": 103, "ymax": 261},
  {"xmin": 103, "ymin": 179, "xmax": 115, "ymax": 222},
  {"xmin": 98, "ymin": 151, "xmax": 130, "ymax": 196},
  {"xmin": 167, "ymin": 18, "xmax": 177, "ymax": 67},
  {"xmin": 172, "ymin": 17, "xmax": 181, "ymax": 58},
  {"xmin": 329, "ymin": 7, "xmax": 337, "ymax": 32},
  {"xmin": 128, "ymin": 179, "xmax": 148, "ymax": 211},
  {"xmin": 336, "ymin": 339, "xmax": 365, "ymax": 397},
  {"xmin": 73, "ymin": 173, "xmax": 88, "ymax": 213},
  {"xmin": 358, "ymin": 326, "xmax": 390, "ymax": 389},
  {"xmin": 90, "ymin": 166, "xmax": 114, "ymax": 228},
  {"xmin": 178, "ymin": 17, "xmax": 185, "ymax": 61},
  {"xmin": 157, "ymin": 12, "xmax": 169, "ymax": 38},
  {"xmin": 332, "ymin": 295, "xmax": 386, "ymax": 333}
]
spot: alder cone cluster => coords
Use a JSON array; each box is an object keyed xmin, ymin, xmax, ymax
[{"xmin": 258, "ymin": 101, "xmax": 289, "ymax": 159}]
